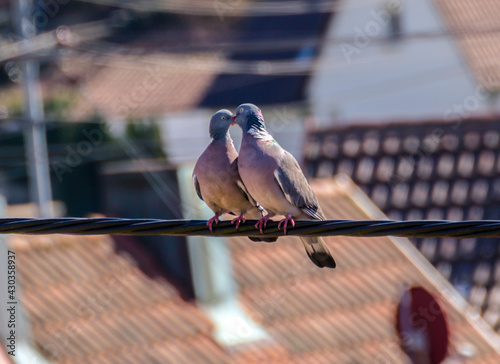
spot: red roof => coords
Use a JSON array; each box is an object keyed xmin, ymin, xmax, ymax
[
  {"xmin": 228, "ymin": 176, "xmax": 500, "ymax": 363},
  {"xmin": 8, "ymin": 176, "xmax": 500, "ymax": 363},
  {"xmin": 435, "ymin": 0, "xmax": 500, "ymax": 90},
  {"xmin": 0, "ymin": 347, "xmax": 12, "ymax": 364},
  {"xmin": 10, "ymin": 234, "xmax": 230, "ymax": 364},
  {"xmin": 304, "ymin": 118, "xmax": 500, "ymax": 334},
  {"xmin": 63, "ymin": 54, "xmax": 218, "ymax": 120}
]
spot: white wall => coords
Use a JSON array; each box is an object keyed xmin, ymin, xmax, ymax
[
  {"xmin": 161, "ymin": 109, "xmax": 214, "ymax": 165},
  {"xmin": 307, "ymin": 0, "xmax": 498, "ymax": 125},
  {"xmin": 161, "ymin": 105, "xmax": 307, "ymax": 165}
]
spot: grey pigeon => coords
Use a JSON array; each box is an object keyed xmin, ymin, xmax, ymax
[
  {"xmin": 193, "ymin": 109, "xmax": 276, "ymax": 243},
  {"xmin": 232, "ymin": 104, "xmax": 336, "ymax": 268}
]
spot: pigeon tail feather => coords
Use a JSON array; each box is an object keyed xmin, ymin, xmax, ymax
[
  {"xmin": 248, "ymin": 236, "xmax": 278, "ymax": 243},
  {"xmin": 300, "ymin": 237, "xmax": 336, "ymax": 268}
]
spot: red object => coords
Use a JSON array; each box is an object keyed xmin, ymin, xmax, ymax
[{"xmin": 396, "ymin": 287, "xmax": 449, "ymax": 364}]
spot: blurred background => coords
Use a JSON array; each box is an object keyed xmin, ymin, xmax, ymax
[{"xmin": 1, "ymin": 0, "xmax": 500, "ymax": 363}]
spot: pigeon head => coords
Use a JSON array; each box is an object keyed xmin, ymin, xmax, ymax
[
  {"xmin": 232, "ymin": 103, "xmax": 265, "ymax": 132},
  {"xmin": 209, "ymin": 109, "xmax": 234, "ymax": 140}
]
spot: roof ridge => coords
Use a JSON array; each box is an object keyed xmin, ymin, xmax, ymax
[{"xmin": 308, "ymin": 115, "xmax": 500, "ymax": 134}]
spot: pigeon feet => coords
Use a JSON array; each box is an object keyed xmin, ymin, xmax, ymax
[
  {"xmin": 231, "ymin": 213, "xmax": 246, "ymax": 230},
  {"xmin": 207, "ymin": 214, "xmax": 221, "ymax": 232},
  {"xmin": 255, "ymin": 215, "xmax": 272, "ymax": 234},
  {"xmin": 278, "ymin": 214, "xmax": 295, "ymax": 235}
]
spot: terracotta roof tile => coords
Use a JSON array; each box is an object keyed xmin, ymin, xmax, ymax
[
  {"xmin": 305, "ymin": 119, "xmax": 500, "ymax": 329},
  {"xmin": 63, "ymin": 54, "xmax": 218, "ymax": 120},
  {"xmin": 9, "ymin": 174, "xmax": 500, "ymax": 362},
  {"xmin": 434, "ymin": 0, "xmax": 500, "ymax": 90},
  {"xmin": 0, "ymin": 347, "xmax": 12, "ymax": 364},
  {"xmin": 9, "ymin": 234, "xmax": 230, "ymax": 364},
  {"xmin": 228, "ymin": 176, "xmax": 500, "ymax": 362},
  {"xmin": 232, "ymin": 340, "xmax": 292, "ymax": 364}
]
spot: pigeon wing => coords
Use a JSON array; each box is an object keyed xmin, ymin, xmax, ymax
[
  {"xmin": 192, "ymin": 173, "xmax": 204, "ymax": 201},
  {"xmin": 273, "ymin": 151, "xmax": 325, "ymax": 220}
]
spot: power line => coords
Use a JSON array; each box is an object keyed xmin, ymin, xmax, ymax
[
  {"xmin": 75, "ymin": 0, "xmax": 369, "ymax": 17},
  {"xmin": 4, "ymin": 15, "xmax": 500, "ymax": 70},
  {"xmin": 85, "ymin": 26, "xmax": 500, "ymax": 54},
  {"xmin": 0, "ymin": 20, "xmax": 110, "ymax": 63},
  {"xmin": 0, "ymin": 218, "xmax": 499, "ymax": 238},
  {"xmin": 57, "ymin": 25, "xmax": 500, "ymax": 77}
]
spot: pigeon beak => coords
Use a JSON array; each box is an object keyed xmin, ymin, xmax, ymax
[{"xmin": 230, "ymin": 115, "xmax": 236, "ymax": 126}]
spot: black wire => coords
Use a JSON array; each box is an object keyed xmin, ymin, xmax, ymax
[{"xmin": 0, "ymin": 218, "xmax": 499, "ymax": 238}]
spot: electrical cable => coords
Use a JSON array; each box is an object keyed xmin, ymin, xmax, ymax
[{"xmin": 0, "ymin": 217, "xmax": 499, "ymax": 238}]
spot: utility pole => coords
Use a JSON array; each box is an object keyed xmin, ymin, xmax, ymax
[{"xmin": 13, "ymin": 0, "xmax": 53, "ymax": 218}]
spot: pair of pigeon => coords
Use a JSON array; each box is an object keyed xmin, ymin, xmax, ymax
[{"xmin": 193, "ymin": 103, "xmax": 336, "ymax": 269}]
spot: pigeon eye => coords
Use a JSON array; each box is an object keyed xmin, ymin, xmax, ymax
[
  {"xmin": 239, "ymin": 108, "xmax": 244, "ymax": 113},
  {"xmin": 221, "ymin": 116, "xmax": 226, "ymax": 120}
]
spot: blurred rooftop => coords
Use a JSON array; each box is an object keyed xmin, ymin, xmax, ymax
[
  {"xmin": 3, "ymin": 0, "xmax": 500, "ymax": 362},
  {"xmin": 0, "ymin": 346, "xmax": 12, "ymax": 364},
  {"xmin": 8, "ymin": 176, "xmax": 500, "ymax": 363},
  {"xmin": 305, "ymin": 117, "xmax": 500, "ymax": 334},
  {"xmin": 435, "ymin": 0, "xmax": 500, "ymax": 90}
]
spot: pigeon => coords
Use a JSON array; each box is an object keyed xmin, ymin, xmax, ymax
[
  {"xmin": 193, "ymin": 109, "xmax": 276, "ymax": 243},
  {"xmin": 231, "ymin": 103, "xmax": 336, "ymax": 268}
]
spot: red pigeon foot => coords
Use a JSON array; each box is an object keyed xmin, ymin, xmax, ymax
[
  {"xmin": 207, "ymin": 215, "xmax": 220, "ymax": 232},
  {"xmin": 278, "ymin": 214, "xmax": 295, "ymax": 235},
  {"xmin": 255, "ymin": 214, "xmax": 272, "ymax": 234},
  {"xmin": 231, "ymin": 213, "xmax": 246, "ymax": 230}
]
